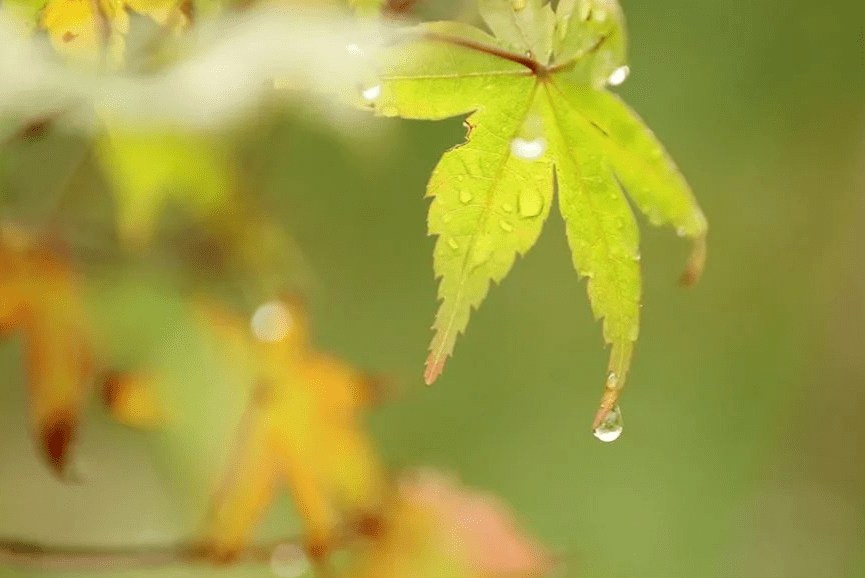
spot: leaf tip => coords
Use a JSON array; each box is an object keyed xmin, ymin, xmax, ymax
[
  {"xmin": 424, "ymin": 352, "xmax": 446, "ymax": 385},
  {"xmin": 679, "ymin": 234, "xmax": 707, "ymax": 287},
  {"xmin": 591, "ymin": 388, "xmax": 620, "ymax": 432},
  {"xmin": 40, "ymin": 410, "xmax": 76, "ymax": 476}
]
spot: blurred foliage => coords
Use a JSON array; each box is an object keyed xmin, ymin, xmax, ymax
[{"xmin": 1, "ymin": 0, "xmax": 865, "ymax": 578}]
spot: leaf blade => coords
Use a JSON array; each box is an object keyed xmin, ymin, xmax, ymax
[
  {"xmin": 553, "ymin": 81, "xmax": 708, "ymax": 280},
  {"xmin": 543, "ymin": 79, "xmax": 640, "ymax": 424},
  {"xmin": 424, "ymin": 79, "xmax": 554, "ymax": 383}
]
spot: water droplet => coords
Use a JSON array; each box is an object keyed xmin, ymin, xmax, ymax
[
  {"xmin": 511, "ymin": 137, "xmax": 546, "ymax": 160},
  {"xmin": 380, "ymin": 103, "xmax": 399, "ymax": 117},
  {"xmin": 346, "ymin": 43, "xmax": 363, "ymax": 57},
  {"xmin": 270, "ymin": 543, "xmax": 310, "ymax": 578},
  {"xmin": 518, "ymin": 190, "xmax": 544, "ymax": 217},
  {"xmin": 457, "ymin": 175, "xmax": 465, "ymax": 182},
  {"xmin": 448, "ymin": 238, "xmax": 459, "ymax": 250},
  {"xmin": 251, "ymin": 301, "xmax": 292, "ymax": 343},
  {"xmin": 512, "ymin": 0, "xmax": 526, "ymax": 9},
  {"xmin": 606, "ymin": 371, "xmax": 619, "ymax": 389},
  {"xmin": 634, "ymin": 253, "xmax": 642, "ymax": 262},
  {"xmin": 676, "ymin": 226, "xmax": 687, "ymax": 237},
  {"xmin": 593, "ymin": 405, "xmax": 623, "ymax": 442},
  {"xmin": 502, "ymin": 203, "xmax": 514, "ymax": 213},
  {"xmin": 593, "ymin": 8, "xmax": 608, "ymax": 22},
  {"xmin": 499, "ymin": 220, "xmax": 514, "ymax": 232},
  {"xmin": 459, "ymin": 190, "xmax": 473, "ymax": 204},
  {"xmin": 607, "ymin": 65, "xmax": 630, "ymax": 87},
  {"xmin": 361, "ymin": 83, "xmax": 381, "ymax": 102}
]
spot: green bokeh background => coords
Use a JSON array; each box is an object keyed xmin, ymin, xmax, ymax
[{"xmin": 2, "ymin": 1, "xmax": 865, "ymax": 577}]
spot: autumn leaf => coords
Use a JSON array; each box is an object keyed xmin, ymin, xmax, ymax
[
  {"xmin": 36, "ymin": 0, "xmax": 188, "ymax": 70},
  {"xmin": 202, "ymin": 297, "xmax": 385, "ymax": 561},
  {"xmin": 0, "ymin": 234, "xmax": 92, "ymax": 474},
  {"xmin": 0, "ymin": 224, "xmax": 171, "ymax": 472},
  {"xmin": 365, "ymin": 0, "xmax": 707, "ymax": 428},
  {"xmin": 346, "ymin": 469, "xmax": 554, "ymax": 578}
]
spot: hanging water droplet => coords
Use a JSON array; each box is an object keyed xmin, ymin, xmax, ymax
[
  {"xmin": 518, "ymin": 190, "xmax": 544, "ymax": 217},
  {"xmin": 634, "ymin": 253, "xmax": 642, "ymax": 262},
  {"xmin": 346, "ymin": 43, "xmax": 363, "ymax": 57},
  {"xmin": 511, "ymin": 137, "xmax": 546, "ymax": 160},
  {"xmin": 251, "ymin": 301, "xmax": 292, "ymax": 343},
  {"xmin": 593, "ymin": 405, "xmax": 623, "ymax": 442},
  {"xmin": 606, "ymin": 371, "xmax": 619, "ymax": 389},
  {"xmin": 447, "ymin": 238, "xmax": 459, "ymax": 250},
  {"xmin": 361, "ymin": 83, "xmax": 381, "ymax": 102},
  {"xmin": 499, "ymin": 220, "xmax": 514, "ymax": 232},
  {"xmin": 270, "ymin": 543, "xmax": 310, "ymax": 578},
  {"xmin": 512, "ymin": 0, "xmax": 526, "ymax": 9},
  {"xmin": 607, "ymin": 65, "xmax": 630, "ymax": 87},
  {"xmin": 502, "ymin": 203, "xmax": 514, "ymax": 213},
  {"xmin": 459, "ymin": 190, "xmax": 473, "ymax": 204}
]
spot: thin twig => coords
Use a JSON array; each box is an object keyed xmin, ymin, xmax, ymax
[{"xmin": 0, "ymin": 538, "xmax": 299, "ymax": 571}]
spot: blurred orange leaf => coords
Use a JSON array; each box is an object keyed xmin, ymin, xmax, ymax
[
  {"xmin": 0, "ymin": 235, "xmax": 92, "ymax": 474},
  {"xmin": 202, "ymin": 297, "xmax": 385, "ymax": 561}
]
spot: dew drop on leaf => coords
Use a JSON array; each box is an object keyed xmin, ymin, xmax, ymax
[
  {"xmin": 518, "ymin": 190, "xmax": 544, "ymax": 217},
  {"xmin": 459, "ymin": 190, "xmax": 473, "ymax": 203},
  {"xmin": 511, "ymin": 137, "xmax": 546, "ymax": 160},
  {"xmin": 607, "ymin": 65, "xmax": 630, "ymax": 87},
  {"xmin": 513, "ymin": 0, "xmax": 526, "ymax": 10},
  {"xmin": 251, "ymin": 301, "xmax": 292, "ymax": 342},
  {"xmin": 593, "ymin": 405, "xmax": 623, "ymax": 442},
  {"xmin": 448, "ymin": 238, "xmax": 460, "ymax": 250},
  {"xmin": 499, "ymin": 220, "xmax": 514, "ymax": 232},
  {"xmin": 270, "ymin": 543, "xmax": 310, "ymax": 578},
  {"xmin": 502, "ymin": 203, "xmax": 514, "ymax": 213},
  {"xmin": 346, "ymin": 43, "xmax": 363, "ymax": 57},
  {"xmin": 361, "ymin": 83, "xmax": 381, "ymax": 102}
]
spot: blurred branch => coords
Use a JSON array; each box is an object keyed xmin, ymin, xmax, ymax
[{"xmin": 0, "ymin": 537, "xmax": 300, "ymax": 570}]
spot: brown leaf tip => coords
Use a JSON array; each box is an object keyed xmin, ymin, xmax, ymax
[
  {"xmin": 679, "ymin": 235, "xmax": 707, "ymax": 287},
  {"xmin": 423, "ymin": 353, "xmax": 445, "ymax": 385},
  {"xmin": 100, "ymin": 371, "xmax": 122, "ymax": 408},
  {"xmin": 40, "ymin": 411, "xmax": 77, "ymax": 476}
]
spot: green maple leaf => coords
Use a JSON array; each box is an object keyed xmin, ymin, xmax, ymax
[{"xmin": 366, "ymin": 0, "xmax": 707, "ymax": 428}]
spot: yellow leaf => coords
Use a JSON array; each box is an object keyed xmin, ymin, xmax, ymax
[
  {"xmin": 0, "ymin": 235, "xmax": 92, "ymax": 474},
  {"xmin": 38, "ymin": 0, "xmax": 188, "ymax": 70},
  {"xmin": 40, "ymin": 0, "xmax": 103, "ymax": 70},
  {"xmin": 202, "ymin": 298, "xmax": 385, "ymax": 561},
  {"xmin": 100, "ymin": 370, "xmax": 165, "ymax": 427}
]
